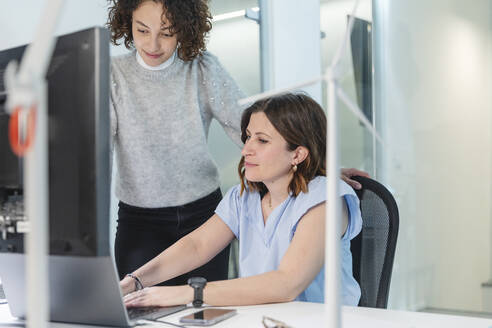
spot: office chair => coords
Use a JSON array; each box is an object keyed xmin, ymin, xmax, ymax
[{"xmin": 350, "ymin": 175, "xmax": 399, "ymax": 308}]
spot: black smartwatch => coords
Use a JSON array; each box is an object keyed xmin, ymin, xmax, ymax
[{"xmin": 187, "ymin": 277, "xmax": 207, "ymax": 308}]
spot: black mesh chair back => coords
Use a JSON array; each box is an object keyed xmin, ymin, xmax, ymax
[{"xmin": 350, "ymin": 176, "xmax": 399, "ymax": 308}]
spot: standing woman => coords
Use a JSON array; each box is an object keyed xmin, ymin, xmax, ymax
[{"xmin": 107, "ymin": 0, "xmax": 243, "ymax": 284}]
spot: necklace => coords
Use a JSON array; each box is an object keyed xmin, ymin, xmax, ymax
[{"xmin": 264, "ymin": 193, "xmax": 272, "ymax": 209}]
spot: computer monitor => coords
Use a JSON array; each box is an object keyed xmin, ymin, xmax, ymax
[
  {"xmin": 350, "ymin": 16, "xmax": 372, "ymax": 122},
  {"xmin": 0, "ymin": 27, "xmax": 110, "ymax": 256}
]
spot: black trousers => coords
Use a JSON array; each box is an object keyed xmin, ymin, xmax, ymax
[{"xmin": 114, "ymin": 188, "xmax": 230, "ymax": 286}]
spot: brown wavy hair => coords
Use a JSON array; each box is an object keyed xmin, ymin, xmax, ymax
[
  {"xmin": 106, "ymin": 0, "xmax": 212, "ymax": 61},
  {"xmin": 238, "ymin": 93, "xmax": 327, "ymax": 196}
]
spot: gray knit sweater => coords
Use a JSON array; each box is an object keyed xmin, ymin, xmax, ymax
[{"xmin": 110, "ymin": 51, "xmax": 245, "ymax": 208}]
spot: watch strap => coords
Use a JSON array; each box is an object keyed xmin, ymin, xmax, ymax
[{"xmin": 192, "ymin": 288, "xmax": 204, "ymax": 307}]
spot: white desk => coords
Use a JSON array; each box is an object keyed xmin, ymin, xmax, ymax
[{"xmin": 1, "ymin": 301, "xmax": 492, "ymax": 328}]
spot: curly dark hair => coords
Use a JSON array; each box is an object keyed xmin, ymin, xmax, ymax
[{"xmin": 106, "ymin": 0, "xmax": 212, "ymax": 61}]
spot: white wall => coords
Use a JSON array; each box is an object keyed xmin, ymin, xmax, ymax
[
  {"xmin": 261, "ymin": 0, "xmax": 322, "ymax": 102},
  {"xmin": 374, "ymin": 0, "xmax": 492, "ymax": 311},
  {"xmin": 0, "ymin": 1, "xmax": 110, "ymax": 51}
]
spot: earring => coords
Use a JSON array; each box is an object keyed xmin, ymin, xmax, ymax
[{"xmin": 292, "ymin": 164, "xmax": 297, "ymax": 172}]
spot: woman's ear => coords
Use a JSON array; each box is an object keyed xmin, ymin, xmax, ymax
[{"xmin": 293, "ymin": 146, "xmax": 309, "ymax": 165}]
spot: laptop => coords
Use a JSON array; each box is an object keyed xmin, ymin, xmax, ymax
[{"xmin": 0, "ymin": 254, "xmax": 186, "ymax": 326}]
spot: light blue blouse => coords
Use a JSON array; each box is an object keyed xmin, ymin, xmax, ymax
[{"xmin": 215, "ymin": 176, "xmax": 362, "ymax": 305}]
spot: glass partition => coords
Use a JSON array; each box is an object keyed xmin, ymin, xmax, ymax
[
  {"xmin": 373, "ymin": 0, "xmax": 492, "ymax": 316},
  {"xmin": 322, "ymin": 0, "xmax": 492, "ymax": 317},
  {"xmin": 208, "ymin": 0, "xmax": 260, "ymax": 192}
]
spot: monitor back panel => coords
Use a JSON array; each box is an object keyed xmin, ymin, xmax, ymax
[{"xmin": 0, "ymin": 27, "xmax": 110, "ymax": 256}]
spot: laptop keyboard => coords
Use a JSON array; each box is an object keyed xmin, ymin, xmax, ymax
[{"xmin": 127, "ymin": 305, "xmax": 186, "ymax": 321}]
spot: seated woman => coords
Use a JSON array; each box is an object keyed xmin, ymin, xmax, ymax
[{"xmin": 121, "ymin": 93, "xmax": 362, "ymax": 307}]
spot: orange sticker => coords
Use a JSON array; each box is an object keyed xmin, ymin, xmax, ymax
[{"xmin": 8, "ymin": 105, "xmax": 36, "ymax": 157}]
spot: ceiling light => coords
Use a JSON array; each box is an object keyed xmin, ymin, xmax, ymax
[{"xmin": 213, "ymin": 7, "xmax": 259, "ymax": 22}]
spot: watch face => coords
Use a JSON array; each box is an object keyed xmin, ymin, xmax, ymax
[{"xmin": 188, "ymin": 277, "xmax": 207, "ymax": 287}]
